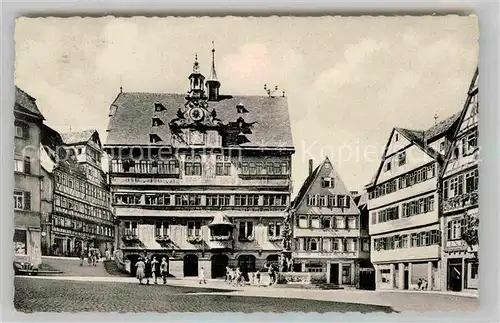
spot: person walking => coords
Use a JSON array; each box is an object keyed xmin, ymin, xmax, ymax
[
  {"xmin": 160, "ymin": 257, "xmax": 168, "ymax": 284},
  {"xmin": 79, "ymin": 248, "xmax": 85, "ymax": 266},
  {"xmin": 135, "ymin": 257, "xmax": 146, "ymax": 285},
  {"xmin": 256, "ymin": 269, "xmax": 261, "ymax": 286},
  {"xmin": 225, "ymin": 266, "xmax": 230, "ymax": 283},
  {"xmin": 151, "ymin": 257, "xmax": 160, "ymax": 284},
  {"xmin": 144, "ymin": 257, "xmax": 152, "ymax": 285},
  {"xmin": 199, "ymin": 266, "xmax": 206, "ymax": 284}
]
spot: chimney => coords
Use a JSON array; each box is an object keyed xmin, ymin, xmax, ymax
[{"xmin": 309, "ymin": 159, "xmax": 313, "ymax": 176}]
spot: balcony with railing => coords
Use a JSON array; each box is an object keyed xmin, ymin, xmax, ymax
[{"xmin": 122, "ymin": 228, "xmax": 138, "ymax": 241}]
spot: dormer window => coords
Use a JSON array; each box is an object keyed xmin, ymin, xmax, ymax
[
  {"xmin": 152, "ymin": 117, "xmax": 165, "ymax": 127},
  {"xmin": 236, "ymin": 103, "xmax": 248, "ymax": 113},
  {"xmin": 149, "ymin": 134, "xmax": 163, "ymax": 143},
  {"xmin": 154, "ymin": 103, "xmax": 166, "ymax": 112},
  {"xmin": 321, "ymin": 177, "xmax": 334, "ymax": 188}
]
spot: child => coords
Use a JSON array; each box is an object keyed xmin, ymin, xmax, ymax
[
  {"xmin": 256, "ymin": 270, "xmax": 261, "ymax": 286},
  {"xmin": 199, "ymin": 266, "xmax": 206, "ymax": 284}
]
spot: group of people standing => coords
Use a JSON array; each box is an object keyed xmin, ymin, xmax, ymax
[{"xmin": 135, "ymin": 256, "xmax": 169, "ymax": 285}]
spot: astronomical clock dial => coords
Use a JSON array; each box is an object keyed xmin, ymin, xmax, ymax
[{"xmin": 189, "ymin": 107, "xmax": 204, "ymax": 122}]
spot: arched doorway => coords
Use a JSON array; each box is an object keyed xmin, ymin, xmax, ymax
[
  {"xmin": 211, "ymin": 254, "xmax": 229, "ymax": 278},
  {"xmin": 183, "ymin": 254, "xmax": 199, "ymax": 277},
  {"xmin": 237, "ymin": 255, "xmax": 256, "ymax": 281}
]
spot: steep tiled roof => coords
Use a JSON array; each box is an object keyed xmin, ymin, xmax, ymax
[
  {"xmin": 423, "ymin": 112, "xmax": 461, "ymax": 140},
  {"xmin": 15, "ymin": 86, "xmax": 45, "ymax": 120},
  {"xmin": 292, "ymin": 164, "xmax": 320, "ymax": 209},
  {"xmin": 60, "ymin": 129, "xmax": 97, "ymax": 145},
  {"xmin": 105, "ymin": 92, "xmax": 294, "ymax": 148}
]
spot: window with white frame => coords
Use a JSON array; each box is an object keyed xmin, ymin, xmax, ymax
[
  {"xmin": 322, "ymin": 216, "xmax": 331, "ymax": 229},
  {"xmin": 307, "ymin": 195, "xmax": 317, "ymax": 206},
  {"xmin": 298, "ymin": 215, "xmax": 308, "ymax": 228},
  {"xmin": 14, "ymin": 191, "xmax": 24, "ymax": 210},
  {"xmin": 14, "ymin": 159, "xmax": 24, "ymax": 173},
  {"xmin": 335, "ymin": 216, "xmax": 345, "ymax": 229},
  {"xmin": 239, "ymin": 221, "xmax": 253, "ymax": 239},
  {"xmin": 309, "ymin": 216, "xmax": 320, "ymax": 229},
  {"xmin": 465, "ymin": 169, "xmax": 479, "ymax": 193},
  {"xmin": 187, "ymin": 221, "xmax": 201, "ymax": 237},
  {"xmin": 155, "ymin": 221, "xmax": 169, "ymax": 237},
  {"xmin": 124, "ymin": 221, "xmax": 138, "ymax": 236},
  {"xmin": 327, "ymin": 195, "xmax": 336, "ymax": 207},
  {"xmin": 347, "ymin": 217, "xmax": 357, "ymax": 229},
  {"xmin": 268, "ymin": 222, "xmax": 281, "ymax": 238},
  {"xmin": 321, "ymin": 177, "xmax": 334, "ymax": 188},
  {"xmin": 318, "ymin": 195, "xmax": 327, "ymax": 206},
  {"xmin": 448, "ymin": 218, "xmax": 464, "ymax": 240}
]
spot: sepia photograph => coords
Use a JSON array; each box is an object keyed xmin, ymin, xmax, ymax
[{"xmin": 13, "ymin": 15, "xmax": 479, "ymax": 313}]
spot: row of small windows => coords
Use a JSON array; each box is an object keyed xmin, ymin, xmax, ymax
[
  {"xmin": 296, "ymin": 215, "xmax": 358, "ymax": 230},
  {"xmin": 123, "ymin": 220, "xmax": 282, "ymax": 240},
  {"xmin": 240, "ymin": 161, "xmax": 290, "ymax": 176},
  {"xmin": 298, "ymin": 237, "xmax": 367, "ymax": 253},
  {"xmin": 371, "ymin": 195, "xmax": 435, "ymax": 224},
  {"xmin": 307, "ymin": 194, "xmax": 350, "ymax": 208},
  {"xmin": 54, "ymin": 194, "xmax": 113, "ymax": 222},
  {"xmin": 443, "ymin": 169, "xmax": 478, "ymax": 199},
  {"xmin": 373, "ymin": 229, "xmax": 440, "ymax": 251},
  {"xmin": 110, "ymin": 157, "xmax": 289, "ymax": 177},
  {"xmin": 369, "ymin": 164, "xmax": 436, "ymax": 200},
  {"xmin": 114, "ymin": 193, "xmax": 288, "ymax": 207},
  {"xmin": 53, "ymin": 215, "xmax": 114, "ymax": 237},
  {"xmin": 54, "ymin": 171, "xmax": 110, "ymax": 206}
]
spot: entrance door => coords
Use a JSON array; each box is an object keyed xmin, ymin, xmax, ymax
[
  {"xmin": 404, "ymin": 269, "xmax": 409, "ymax": 290},
  {"xmin": 359, "ymin": 268, "xmax": 375, "ymax": 290},
  {"xmin": 330, "ymin": 263, "xmax": 339, "ymax": 285},
  {"xmin": 448, "ymin": 260, "xmax": 463, "ymax": 291},
  {"xmin": 183, "ymin": 254, "xmax": 199, "ymax": 277},
  {"xmin": 211, "ymin": 254, "xmax": 229, "ymax": 278}
]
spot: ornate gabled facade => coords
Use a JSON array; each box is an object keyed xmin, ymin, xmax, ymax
[
  {"xmin": 41, "ymin": 126, "xmax": 114, "ymax": 256},
  {"xmin": 105, "ymin": 47, "xmax": 295, "ymax": 279},
  {"xmin": 291, "ymin": 157, "xmax": 369, "ymax": 287},
  {"xmin": 440, "ymin": 68, "xmax": 479, "ymax": 292},
  {"xmin": 366, "ymin": 109, "xmax": 461, "ymax": 291},
  {"xmin": 14, "ymin": 86, "xmax": 45, "ymax": 266}
]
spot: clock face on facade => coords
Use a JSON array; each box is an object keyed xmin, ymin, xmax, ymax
[{"xmin": 189, "ymin": 107, "xmax": 204, "ymax": 122}]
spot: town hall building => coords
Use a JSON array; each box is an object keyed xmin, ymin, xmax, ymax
[{"xmin": 104, "ymin": 46, "xmax": 295, "ymax": 279}]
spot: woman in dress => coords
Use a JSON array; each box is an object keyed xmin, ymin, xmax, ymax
[{"xmin": 135, "ymin": 257, "xmax": 146, "ymax": 285}]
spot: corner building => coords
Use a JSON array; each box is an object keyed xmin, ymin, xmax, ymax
[
  {"xmin": 105, "ymin": 49, "xmax": 294, "ymax": 278},
  {"xmin": 366, "ymin": 112, "xmax": 460, "ymax": 291},
  {"xmin": 13, "ymin": 87, "xmax": 45, "ymax": 266},
  {"xmin": 440, "ymin": 68, "xmax": 479, "ymax": 292}
]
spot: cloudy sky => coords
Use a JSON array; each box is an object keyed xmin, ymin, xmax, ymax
[{"xmin": 15, "ymin": 16, "xmax": 478, "ymax": 194}]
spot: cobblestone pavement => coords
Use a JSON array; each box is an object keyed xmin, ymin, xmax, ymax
[{"xmin": 14, "ymin": 278, "xmax": 395, "ymax": 313}]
